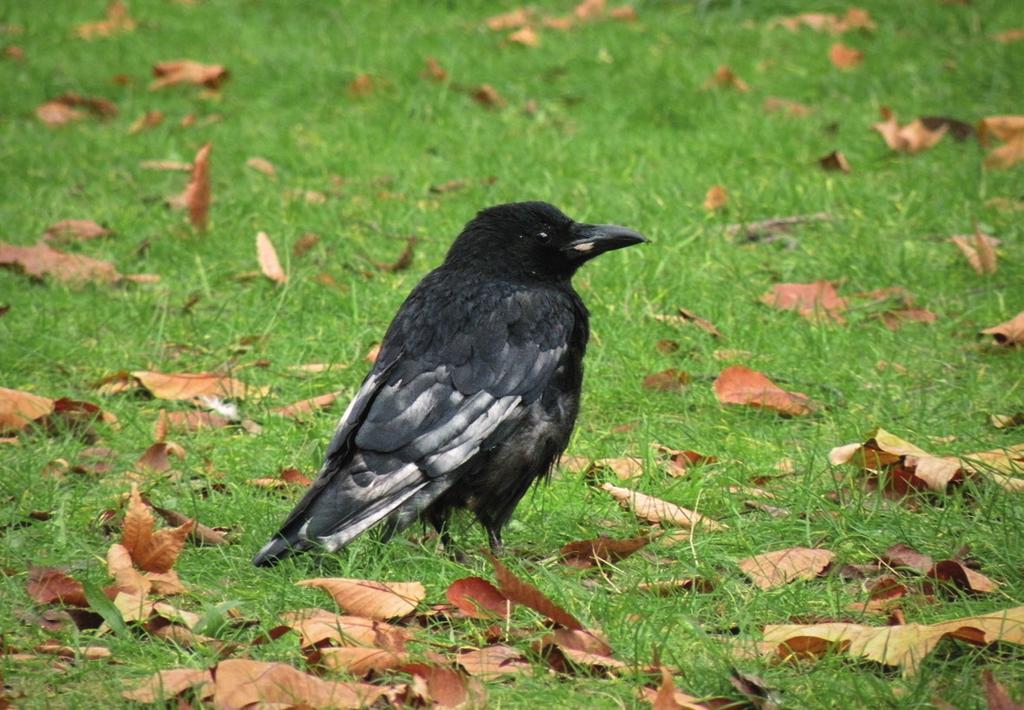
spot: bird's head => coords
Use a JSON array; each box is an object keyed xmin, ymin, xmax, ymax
[{"xmin": 445, "ymin": 201, "xmax": 647, "ymax": 281}]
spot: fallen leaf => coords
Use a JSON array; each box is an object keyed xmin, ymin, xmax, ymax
[
  {"xmin": 298, "ymin": 578, "xmax": 425, "ymax": 619},
  {"xmin": 655, "ymin": 307, "xmax": 722, "ymax": 337},
  {"xmin": 122, "ymin": 484, "xmax": 194, "ymax": 573},
  {"xmin": 487, "ymin": 553, "xmax": 584, "ymax": 630},
  {"xmin": 929, "ymin": 560, "xmax": 998, "ymax": 594},
  {"xmin": 446, "ymin": 577, "xmax": 510, "ymax": 619},
  {"xmin": 508, "ymin": 26, "xmax": 540, "ymax": 47},
  {"xmin": 610, "ymin": 5, "xmax": 637, "ymax": 21},
  {"xmin": 950, "ymin": 230, "xmax": 1000, "ymax": 274},
  {"xmin": 281, "ymin": 608, "xmax": 410, "ymax": 650},
  {"xmin": 713, "ymin": 365, "xmax": 817, "ymax": 416},
  {"xmin": 644, "ymin": 667, "xmax": 718, "ymax": 709},
  {"xmin": 292, "ymin": 232, "xmax": 321, "ymax": 257},
  {"xmin": 763, "ymin": 96, "xmax": 812, "ymax": 117},
  {"xmin": 879, "ymin": 308, "xmax": 938, "ymax": 330},
  {"xmin": 26, "ymin": 567, "xmax": 88, "ymax": 607},
  {"xmin": 109, "ymin": 370, "xmax": 262, "ymax": 400},
  {"xmin": 401, "ymin": 663, "xmax": 485, "ymax": 709},
  {"xmin": 128, "ymin": 110, "xmax": 164, "ymax": 133},
  {"xmin": 882, "ymin": 543, "xmax": 934, "ymax": 574},
  {"xmin": 991, "ymin": 413, "xmax": 1024, "ymax": 430},
  {"xmin": 374, "ymin": 237, "xmax": 417, "ymax": 272},
  {"xmin": 643, "ymin": 369, "xmax": 690, "ymax": 392},
  {"xmin": 977, "ymin": 116, "xmax": 1024, "ymax": 145},
  {"xmin": 829, "ymin": 42, "xmax": 863, "ymax": 68},
  {"xmin": 169, "ymin": 143, "xmax": 211, "ymax": 231},
  {"xmin": 760, "ymin": 280, "xmax": 847, "ymax": 322},
  {"xmin": 75, "ymin": 0, "xmax": 135, "ymax": 38},
  {"xmin": 36, "ymin": 93, "xmax": 117, "ymax": 125},
  {"xmin": 107, "ymin": 543, "xmax": 151, "ymax": 596},
  {"xmin": 982, "ymin": 670, "xmax": 1024, "ymax": 710},
  {"xmin": 651, "ymin": 444, "xmax": 718, "ymax": 475},
  {"xmin": 429, "ymin": 179, "xmax": 467, "ymax": 194},
  {"xmin": 819, "ymin": 150, "xmax": 851, "ymax": 172},
  {"xmin": 122, "ymin": 668, "xmax": 213, "ymax": 704},
  {"xmin": 761, "ymin": 605, "xmax": 1024, "ymax": 676},
  {"xmin": 981, "ymin": 311, "xmax": 1024, "ymax": 346},
  {"xmin": 600, "ymin": 482, "xmax": 726, "ymax": 530},
  {"xmin": 636, "ymin": 578, "xmax": 714, "ymax": 595},
  {"xmin": 575, "ymin": 0, "xmax": 607, "ymax": 21},
  {"xmin": 457, "ymin": 644, "xmax": 530, "ymax": 679},
  {"xmin": 486, "ymin": 7, "xmax": 533, "ymax": 31},
  {"xmin": 0, "ymin": 387, "xmax": 55, "ymax": 433},
  {"xmin": 561, "ymin": 455, "xmax": 644, "ymax": 480},
  {"xmin": 163, "ymin": 410, "xmax": 232, "ymax": 434},
  {"xmin": 150, "ymin": 60, "xmax": 229, "ymax": 90},
  {"xmin": 873, "ymin": 107, "xmax": 947, "ymax": 153},
  {"xmin": 271, "ymin": 391, "xmax": 339, "ymax": 418},
  {"xmin": 256, "ymin": 231, "xmax": 287, "ymax": 283},
  {"xmin": 471, "ymin": 84, "xmax": 506, "ymax": 108},
  {"xmin": 704, "ymin": 65, "xmax": 748, "ymax": 91},
  {"xmin": 540, "ymin": 626, "xmax": 623, "ymax": 672},
  {"xmin": 984, "ymin": 136, "xmax": 1024, "ymax": 169},
  {"xmin": 703, "ymin": 185, "xmax": 728, "ymax": 211},
  {"xmin": 0, "ymin": 241, "xmax": 122, "ymax": 284},
  {"xmin": 42, "ymin": 220, "xmax": 111, "ymax": 243},
  {"xmin": 739, "ymin": 547, "xmax": 835, "ymax": 589},
  {"xmin": 560, "ymin": 535, "xmax": 649, "ymax": 567},
  {"xmin": 140, "ymin": 159, "xmax": 191, "ymax": 171},
  {"xmin": 246, "ymin": 157, "xmax": 276, "ymax": 176},
  {"xmin": 319, "ymin": 647, "xmax": 407, "ymax": 676},
  {"xmin": 211, "ymin": 659, "xmax": 388, "ymax": 709},
  {"xmin": 152, "ymin": 505, "xmax": 229, "ymax": 546},
  {"xmin": 136, "ymin": 441, "xmax": 186, "ymax": 473},
  {"xmin": 771, "ymin": 9, "xmax": 875, "ymax": 33},
  {"xmin": 348, "ymin": 73, "xmax": 374, "ymax": 96},
  {"xmin": 421, "ymin": 56, "xmax": 447, "ymax": 81}
]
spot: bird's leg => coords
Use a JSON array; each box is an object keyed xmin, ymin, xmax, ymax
[
  {"xmin": 427, "ymin": 509, "xmax": 467, "ymax": 562},
  {"xmin": 486, "ymin": 527, "xmax": 504, "ymax": 556}
]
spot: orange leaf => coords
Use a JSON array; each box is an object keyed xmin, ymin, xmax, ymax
[
  {"xmin": 446, "ymin": 577, "xmax": 510, "ymax": 619},
  {"xmin": 508, "ymin": 26, "xmax": 540, "ymax": 47},
  {"xmin": 763, "ymin": 96, "xmax": 812, "ymax": 117},
  {"xmin": 471, "ymin": 83, "xmax": 506, "ymax": 108},
  {"xmin": 760, "ymin": 280, "xmax": 847, "ymax": 321},
  {"xmin": 486, "ymin": 7, "xmax": 533, "ymax": 31},
  {"xmin": 829, "ymin": 42, "xmax": 863, "ymax": 68},
  {"xmin": 281, "ymin": 608, "xmax": 410, "ymax": 650},
  {"xmin": 713, "ymin": 365, "xmax": 816, "ymax": 416},
  {"xmin": 211, "ymin": 659, "xmax": 388, "ymax": 709},
  {"xmin": 981, "ymin": 311, "xmax": 1024, "ymax": 346},
  {"xmin": 298, "ymin": 578, "xmax": 425, "ymax": 619},
  {"xmin": 271, "ymin": 391, "xmax": 340, "ymax": 418},
  {"xmin": 421, "ymin": 56, "xmax": 447, "ymax": 81},
  {"xmin": 977, "ymin": 115, "xmax": 1024, "ymax": 145},
  {"xmin": 703, "ymin": 65, "xmax": 748, "ymax": 91},
  {"xmin": 703, "ymin": 185, "xmax": 728, "ymax": 211},
  {"xmin": 121, "ymin": 484, "xmax": 194, "ymax": 573},
  {"xmin": 600, "ymin": 482, "xmax": 726, "ymax": 530},
  {"xmin": 643, "ymin": 368, "xmax": 690, "ymax": 392},
  {"xmin": 183, "ymin": 143, "xmax": 211, "ymax": 231},
  {"xmin": 136, "ymin": 441, "xmax": 185, "ymax": 472},
  {"xmin": 75, "ymin": 0, "xmax": 136, "ymax": 39},
  {"xmin": 984, "ymin": 135, "xmax": 1024, "ymax": 169},
  {"xmin": 0, "ymin": 387, "xmax": 54, "ymax": 433},
  {"xmin": 873, "ymin": 107, "xmax": 947, "ymax": 153},
  {"xmin": 738, "ymin": 547, "xmax": 835, "ymax": 589},
  {"xmin": 560, "ymin": 535, "xmax": 649, "ymax": 567},
  {"xmin": 457, "ymin": 645, "xmax": 530, "ymax": 679},
  {"xmin": 819, "ymin": 150, "xmax": 851, "ymax": 172},
  {"xmin": 256, "ymin": 231, "xmax": 287, "ymax": 283},
  {"xmin": 150, "ymin": 60, "xmax": 229, "ymax": 90},
  {"xmin": 26, "ymin": 567, "xmax": 88, "ymax": 607},
  {"xmin": 319, "ymin": 647, "xmax": 407, "ymax": 676},
  {"xmin": 487, "ymin": 553, "xmax": 583, "ymax": 630},
  {"xmin": 950, "ymin": 230, "xmax": 999, "ymax": 274},
  {"xmin": 0, "ymin": 241, "xmax": 122, "ymax": 284},
  {"xmin": 42, "ymin": 220, "xmax": 111, "ymax": 243},
  {"xmin": 129, "ymin": 370, "xmax": 261, "ymax": 400}
]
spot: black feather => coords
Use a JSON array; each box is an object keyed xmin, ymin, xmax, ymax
[{"xmin": 252, "ymin": 201, "xmax": 645, "ymax": 566}]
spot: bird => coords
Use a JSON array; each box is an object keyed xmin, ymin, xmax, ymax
[{"xmin": 253, "ymin": 201, "xmax": 646, "ymax": 566}]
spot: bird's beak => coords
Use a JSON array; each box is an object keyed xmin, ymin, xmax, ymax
[{"xmin": 565, "ymin": 223, "xmax": 648, "ymax": 258}]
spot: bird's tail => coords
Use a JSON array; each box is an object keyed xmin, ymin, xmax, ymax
[{"xmin": 252, "ymin": 534, "xmax": 309, "ymax": 567}]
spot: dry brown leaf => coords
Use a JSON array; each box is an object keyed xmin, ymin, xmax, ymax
[
  {"xmin": 950, "ymin": 231, "xmax": 1000, "ymax": 274},
  {"xmin": 829, "ymin": 42, "xmax": 863, "ymax": 68},
  {"xmin": 271, "ymin": 391, "xmax": 339, "ymax": 418},
  {"xmin": 643, "ymin": 667, "xmax": 718, "ymax": 709},
  {"xmin": 298, "ymin": 577, "xmax": 425, "ymax": 619},
  {"xmin": 560, "ymin": 455, "xmax": 644, "ymax": 480},
  {"xmin": 127, "ymin": 370, "xmax": 262, "ymax": 400},
  {"xmin": 486, "ymin": 7, "xmax": 533, "ymax": 31},
  {"xmin": 761, "ymin": 605, "xmax": 1024, "ymax": 676},
  {"xmin": 771, "ymin": 9, "xmax": 875, "ymax": 33},
  {"xmin": 703, "ymin": 185, "xmax": 728, "ymax": 211},
  {"xmin": 543, "ymin": 15, "xmax": 575, "ymax": 30},
  {"xmin": 575, "ymin": 0, "xmax": 607, "ymax": 20},
  {"xmin": 150, "ymin": 60, "xmax": 229, "ymax": 90},
  {"xmin": 136, "ymin": 441, "xmax": 185, "ymax": 472},
  {"xmin": 487, "ymin": 553, "xmax": 584, "ymax": 629},
  {"xmin": 26, "ymin": 567, "xmax": 88, "ymax": 607},
  {"xmin": 421, "ymin": 56, "xmax": 447, "ymax": 81},
  {"xmin": 714, "ymin": 365, "xmax": 817, "ymax": 416},
  {"xmin": 457, "ymin": 644, "xmax": 530, "ymax": 679},
  {"xmin": 873, "ymin": 107, "xmax": 947, "ymax": 153},
  {"xmin": 760, "ymin": 280, "xmax": 847, "ymax": 321},
  {"xmin": 152, "ymin": 504, "xmax": 229, "ymax": 546},
  {"xmin": 929, "ymin": 560, "xmax": 999, "ymax": 594},
  {"xmin": 107, "ymin": 543, "xmax": 151, "ymax": 596},
  {"xmin": 0, "ymin": 387, "xmax": 54, "ymax": 433},
  {"xmin": 610, "ymin": 4, "xmax": 637, "ymax": 21},
  {"xmin": 211, "ymin": 659, "xmax": 388, "ymax": 709},
  {"xmin": 982, "ymin": 670, "xmax": 1024, "ymax": 710},
  {"xmin": 600, "ymin": 482, "xmax": 726, "ymax": 530},
  {"xmin": 402, "ymin": 662, "xmax": 485, "ymax": 709},
  {"xmin": 429, "ymin": 179, "xmax": 466, "ymax": 194},
  {"xmin": 882, "ymin": 543, "xmax": 934, "ymax": 574},
  {"xmin": 560, "ymin": 535, "xmax": 650, "ymax": 567},
  {"xmin": 978, "ymin": 116, "xmax": 1024, "ymax": 144},
  {"xmin": 981, "ymin": 311, "xmax": 1024, "ymax": 347},
  {"xmin": 175, "ymin": 143, "xmax": 211, "ymax": 231},
  {"xmin": 446, "ymin": 577, "xmax": 510, "ymax": 619},
  {"xmin": 246, "ymin": 157, "xmax": 276, "ymax": 177},
  {"xmin": 508, "ymin": 26, "xmax": 540, "ymax": 47},
  {"xmin": 36, "ymin": 93, "xmax": 117, "ymax": 125},
  {"xmin": 42, "ymin": 220, "xmax": 111, "ymax": 243},
  {"xmin": 128, "ymin": 110, "xmax": 164, "ymax": 133},
  {"xmin": 763, "ymin": 96, "xmax": 812, "ymax": 117},
  {"xmin": 704, "ymin": 65, "xmax": 748, "ymax": 91},
  {"xmin": 75, "ymin": 0, "xmax": 135, "ymax": 38},
  {"xmin": 319, "ymin": 647, "xmax": 407, "ymax": 676},
  {"xmin": 819, "ymin": 150, "xmax": 851, "ymax": 172},
  {"xmin": 140, "ymin": 159, "xmax": 191, "ymax": 171},
  {"xmin": 122, "ymin": 668, "xmax": 213, "ymax": 704},
  {"xmin": 879, "ymin": 308, "xmax": 938, "ymax": 330},
  {"xmin": 163, "ymin": 410, "xmax": 231, "ymax": 434},
  {"xmin": 739, "ymin": 547, "xmax": 835, "ymax": 589},
  {"xmin": 984, "ymin": 136, "xmax": 1024, "ymax": 169},
  {"xmin": 348, "ymin": 73, "xmax": 374, "ymax": 96},
  {"xmin": 122, "ymin": 484, "xmax": 194, "ymax": 573},
  {"xmin": 643, "ymin": 368, "xmax": 690, "ymax": 392},
  {"xmin": 652, "ymin": 444, "xmax": 718, "ymax": 476},
  {"xmin": 0, "ymin": 241, "xmax": 121, "ymax": 284},
  {"xmin": 256, "ymin": 231, "xmax": 287, "ymax": 283},
  {"xmin": 374, "ymin": 236, "xmax": 417, "ymax": 272},
  {"xmin": 471, "ymin": 83, "xmax": 506, "ymax": 108}
]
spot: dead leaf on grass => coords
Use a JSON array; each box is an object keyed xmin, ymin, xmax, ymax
[
  {"xmin": 150, "ymin": 60, "xmax": 228, "ymax": 90},
  {"xmin": 819, "ymin": 150, "xmax": 851, "ymax": 172},
  {"xmin": 487, "ymin": 553, "xmax": 584, "ymax": 629},
  {"xmin": 760, "ymin": 280, "xmax": 847, "ymax": 322},
  {"xmin": 26, "ymin": 567, "xmax": 88, "ymax": 607},
  {"xmin": 167, "ymin": 143, "xmax": 211, "ymax": 231},
  {"xmin": 981, "ymin": 311, "xmax": 1024, "ymax": 347},
  {"xmin": 374, "ymin": 236, "xmax": 417, "ymax": 272},
  {"xmin": 761, "ymin": 605, "xmax": 1024, "ymax": 676},
  {"xmin": 213, "ymin": 659, "xmax": 389, "ymax": 709},
  {"xmin": 271, "ymin": 391, "xmax": 340, "ymax": 418},
  {"xmin": 739, "ymin": 547, "xmax": 835, "ymax": 589},
  {"xmin": 446, "ymin": 577, "xmax": 510, "ymax": 619},
  {"xmin": 714, "ymin": 365, "xmax": 817, "ymax": 416},
  {"xmin": 122, "ymin": 484, "xmax": 194, "ymax": 573},
  {"xmin": 104, "ymin": 370, "xmax": 264, "ymax": 400},
  {"xmin": 256, "ymin": 231, "xmax": 287, "ymax": 283},
  {"xmin": 0, "ymin": 241, "xmax": 123, "ymax": 284},
  {"xmin": 770, "ymin": 9, "xmax": 876, "ymax": 33},
  {"xmin": 600, "ymin": 482, "xmax": 726, "ymax": 530},
  {"xmin": 298, "ymin": 577, "xmax": 425, "ymax": 619},
  {"xmin": 75, "ymin": 0, "xmax": 135, "ymax": 39},
  {"xmin": 36, "ymin": 93, "xmax": 117, "ymax": 125},
  {"xmin": 508, "ymin": 26, "xmax": 540, "ymax": 47},
  {"xmin": 457, "ymin": 644, "xmax": 530, "ymax": 679},
  {"xmin": 703, "ymin": 65, "xmax": 748, "ymax": 91},
  {"xmin": 42, "ymin": 220, "xmax": 111, "ymax": 243},
  {"xmin": 136, "ymin": 441, "xmax": 185, "ymax": 472},
  {"xmin": 829, "ymin": 42, "xmax": 863, "ymax": 68},
  {"xmin": 950, "ymin": 230, "xmax": 1000, "ymax": 274},
  {"xmin": 560, "ymin": 535, "xmax": 650, "ymax": 567},
  {"xmin": 421, "ymin": 56, "xmax": 447, "ymax": 81},
  {"xmin": 763, "ymin": 96, "xmax": 812, "ymax": 117},
  {"xmin": 560, "ymin": 454, "xmax": 644, "ymax": 480},
  {"xmin": 643, "ymin": 369, "xmax": 689, "ymax": 392},
  {"xmin": 471, "ymin": 83, "xmax": 506, "ymax": 108},
  {"xmin": 873, "ymin": 107, "xmax": 947, "ymax": 154},
  {"xmin": 651, "ymin": 443, "xmax": 717, "ymax": 476},
  {"xmin": 703, "ymin": 185, "xmax": 728, "ymax": 211},
  {"xmin": 486, "ymin": 7, "xmax": 533, "ymax": 31}
]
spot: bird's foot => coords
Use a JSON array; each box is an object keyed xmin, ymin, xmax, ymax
[{"xmin": 487, "ymin": 528, "xmax": 504, "ymax": 556}]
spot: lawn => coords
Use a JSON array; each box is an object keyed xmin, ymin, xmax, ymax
[{"xmin": 1, "ymin": 0, "xmax": 1023, "ymax": 708}]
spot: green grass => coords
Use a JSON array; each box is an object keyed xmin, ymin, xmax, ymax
[{"xmin": 2, "ymin": 0, "xmax": 1023, "ymax": 707}]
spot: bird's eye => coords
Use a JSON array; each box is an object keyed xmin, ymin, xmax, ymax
[{"xmin": 536, "ymin": 231, "xmax": 550, "ymax": 243}]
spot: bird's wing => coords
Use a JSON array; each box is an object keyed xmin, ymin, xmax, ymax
[{"xmin": 254, "ymin": 280, "xmax": 575, "ymax": 563}]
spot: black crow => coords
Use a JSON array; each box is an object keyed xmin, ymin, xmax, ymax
[{"xmin": 253, "ymin": 201, "xmax": 645, "ymax": 566}]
